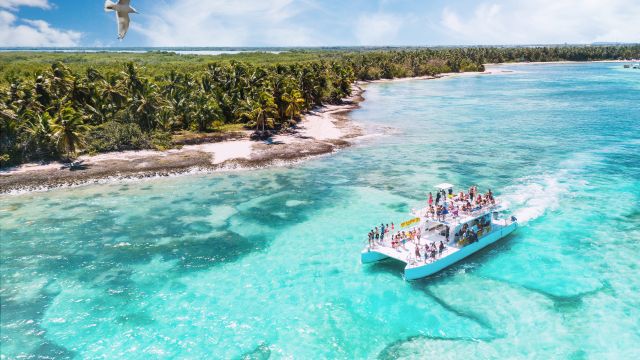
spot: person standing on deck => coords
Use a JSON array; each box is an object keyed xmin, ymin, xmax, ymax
[
  {"xmin": 380, "ymin": 224, "xmax": 386, "ymax": 243},
  {"xmin": 428, "ymin": 192, "xmax": 433, "ymax": 207},
  {"xmin": 435, "ymin": 191, "xmax": 441, "ymax": 205}
]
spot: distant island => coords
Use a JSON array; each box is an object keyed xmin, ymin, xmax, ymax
[{"xmin": 1, "ymin": 45, "xmax": 639, "ymax": 192}]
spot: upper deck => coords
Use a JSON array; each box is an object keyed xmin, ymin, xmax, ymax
[{"xmin": 411, "ymin": 200, "xmax": 502, "ymax": 227}]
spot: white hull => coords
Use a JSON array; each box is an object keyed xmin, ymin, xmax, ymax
[{"xmin": 361, "ymin": 221, "xmax": 518, "ymax": 280}]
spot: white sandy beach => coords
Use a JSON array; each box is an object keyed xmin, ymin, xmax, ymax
[{"xmin": 0, "ymin": 102, "xmax": 353, "ymax": 178}]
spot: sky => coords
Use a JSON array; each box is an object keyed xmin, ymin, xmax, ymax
[{"xmin": 0, "ymin": 0, "xmax": 638, "ymax": 47}]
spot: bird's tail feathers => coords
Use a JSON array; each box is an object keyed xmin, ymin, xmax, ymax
[{"xmin": 104, "ymin": 0, "xmax": 116, "ymax": 11}]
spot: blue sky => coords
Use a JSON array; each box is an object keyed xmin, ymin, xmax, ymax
[{"xmin": 1, "ymin": 0, "xmax": 638, "ymax": 47}]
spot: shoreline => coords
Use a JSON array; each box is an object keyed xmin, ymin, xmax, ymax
[
  {"xmin": 1, "ymin": 60, "xmax": 628, "ymax": 195},
  {"xmin": 0, "ymin": 86, "xmax": 366, "ymax": 195},
  {"xmin": 0, "ymin": 68, "xmax": 525, "ymax": 195}
]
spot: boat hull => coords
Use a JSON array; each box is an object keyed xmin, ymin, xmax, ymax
[
  {"xmin": 361, "ymin": 250, "xmax": 390, "ymax": 263},
  {"xmin": 404, "ymin": 222, "xmax": 517, "ymax": 280}
]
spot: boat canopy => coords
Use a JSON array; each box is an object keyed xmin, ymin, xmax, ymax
[{"xmin": 435, "ymin": 183, "xmax": 454, "ymax": 190}]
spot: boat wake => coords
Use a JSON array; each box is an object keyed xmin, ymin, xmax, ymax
[{"xmin": 500, "ymin": 173, "xmax": 570, "ymax": 224}]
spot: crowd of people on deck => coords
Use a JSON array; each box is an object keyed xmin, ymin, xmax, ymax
[
  {"xmin": 367, "ymin": 222, "xmax": 447, "ymax": 263},
  {"xmin": 413, "ymin": 240, "xmax": 446, "ymax": 263},
  {"xmin": 426, "ymin": 186, "xmax": 495, "ymax": 222},
  {"xmin": 365, "ymin": 185, "xmax": 498, "ymax": 263},
  {"xmin": 453, "ymin": 215, "xmax": 492, "ymax": 245},
  {"xmin": 367, "ymin": 222, "xmax": 395, "ymax": 247}
]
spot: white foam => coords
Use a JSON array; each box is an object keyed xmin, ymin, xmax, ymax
[
  {"xmin": 497, "ymin": 146, "xmax": 608, "ymax": 224},
  {"xmin": 501, "ymin": 174, "xmax": 569, "ymax": 224},
  {"xmin": 112, "ymin": 242, "xmax": 132, "ymax": 248}
]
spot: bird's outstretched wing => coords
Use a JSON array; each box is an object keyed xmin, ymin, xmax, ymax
[
  {"xmin": 116, "ymin": 12, "xmax": 130, "ymax": 39},
  {"xmin": 104, "ymin": 0, "xmax": 116, "ymax": 11},
  {"xmin": 118, "ymin": 0, "xmax": 130, "ymax": 5}
]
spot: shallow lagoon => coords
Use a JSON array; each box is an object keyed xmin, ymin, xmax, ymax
[{"xmin": 2, "ymin": 63, "xmax": 639, "ymax": 358}]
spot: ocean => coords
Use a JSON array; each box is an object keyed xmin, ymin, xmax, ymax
[{"xmin": 1, "ymin": 62, "xmax": 639, "ymax": 358}]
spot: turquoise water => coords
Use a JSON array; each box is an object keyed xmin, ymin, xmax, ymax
[{"xmin": 1, "ymin": 63, "xmax": 639, "ymax": 359}]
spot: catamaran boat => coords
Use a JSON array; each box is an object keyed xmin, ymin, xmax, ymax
[{"xmin": 361, "ymin": 183, "xmax": 518, "ymax": 280}]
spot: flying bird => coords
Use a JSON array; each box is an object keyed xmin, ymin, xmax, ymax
[{"xmin": 104, "ymin": 0, "xmax": 138, "ymax": 40}]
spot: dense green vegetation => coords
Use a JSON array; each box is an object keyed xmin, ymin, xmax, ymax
[{"xmin": 1, "ymin": 45, "xmax": 639, "ymax": 166}]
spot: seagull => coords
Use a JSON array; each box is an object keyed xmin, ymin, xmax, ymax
[{"xmin": 104, "ymin": 0, "xmax": 138, "ymax": 40}]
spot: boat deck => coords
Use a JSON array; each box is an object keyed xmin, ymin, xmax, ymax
[
  {"xmin": 366, "ymin": 240, "xmax": 460, "ymax": 269},
  {"xmin": 411, "ymin": 201, "xmax": 502, "ymax": 227},
  {"xmin": 364, "ymin": 220, "xmax": 510, "ymax": 268}
]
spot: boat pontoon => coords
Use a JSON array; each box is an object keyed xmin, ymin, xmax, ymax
[{"xmin": 361, "ymin": 184, "xmax": 518, "ymax": 280}]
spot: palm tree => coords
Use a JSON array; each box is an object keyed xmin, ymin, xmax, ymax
[
  {"xmin": 49, "ymin": 62, "xmax": 74, "ymax": 101},
  {"xmin": 121, "ymin": 62, "xmax": 144, "ymax": 95},
  {"xmin": 269, "ymin": 73, "xmax": 289, "ymax": 121},
  {"xmin": 128, "ymin": 80, "xmax": 166, "ymax": 131},
  {"xmin": 50, "ymin": 105, "xmax": 90, "ymax": 161},
  {"xmin": 192, "ymin": 93, "xmax": 221, "ymax": 132},
  {"xmin": 241, "ymin": 92, "xmax": 277, "ymax": 137},
  {"xmin": 100, "ymin": 74, "xmax": 127, "ymax": 107},
  {"xmin": 20, "ymin": 110, "xmax": 56, "ymax": 160},
  {"xmin": 0, "ymin": 107, "xmax": 18, "ymax": 165},
  {"xmin": 282, "ymin": 90, "xmax": 305, "ymax": 126}
]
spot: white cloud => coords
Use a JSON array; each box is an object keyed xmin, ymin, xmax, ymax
[
  {"xmin": 354, "ymin": 13, "xmax": 402, "ymax": 46},
  {"xmin": 136, "ymin": 0, "xmax": 318, "ymax": 46},
  {"xmin": 0, "ymin": 0, "xmax": 51, "ymax": 10},
  {"xmin": 0, "ymin": 0, "xmax": 81, "ymax": 46},
  {"xmin": 0, "ymin": 10, "xmax": 81, "ymax": 46},
  {"xmin": 440, "ymin": 0, "xmax": 640, "ymax": 44}
]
